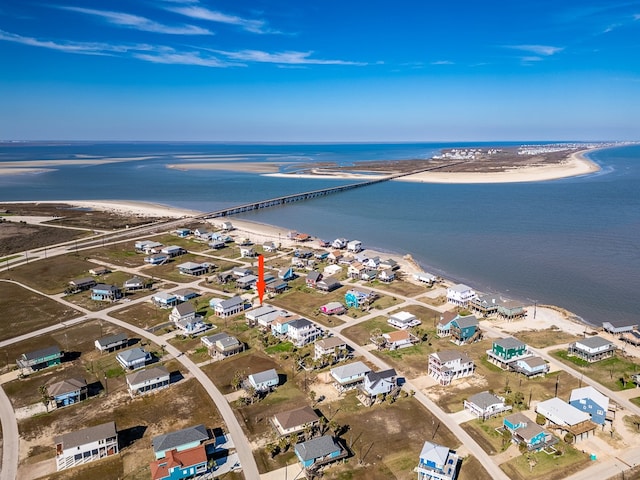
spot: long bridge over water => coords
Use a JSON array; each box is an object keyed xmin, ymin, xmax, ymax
[{"xmin": 197, "ymin": 162, "xmax": 460, "ymax": 219}]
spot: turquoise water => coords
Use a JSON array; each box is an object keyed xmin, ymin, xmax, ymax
[{"xmin": 1, "ymin": 142, "xmax": 638, "ymax": 325}]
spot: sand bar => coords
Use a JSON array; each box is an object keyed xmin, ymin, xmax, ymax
[{"xmin": 167, "ymin": 162, "xmax": 282, "ymax": 173}]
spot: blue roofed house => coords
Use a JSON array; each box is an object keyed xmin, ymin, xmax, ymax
[
  {"xmin": 152, "ymin": 424, "xmax": 209, "ymax": 460},
  {"xmin": 116, "ymin": 347, "xmax": 152, "ymax": 370},
  {"xmin": 503, "ymin": 412, "xmax": 556, "ymax": 451},
  {"xmin": 247, "ymin": 369, "xmax": 279, "ymax": 392},
  {"xmin": 91, "ymin": 284, "xmax": 122, "ymax": 302},
  {"xmin": 295, "ymin": 435, "xmax": 345, "ymax": 470},
  {"xmin": 569, "ymin": 386, "xmax": 610, "ymax": 425},
  {"xmin": 450, "ymin": 315, "xmax": 481, "ymax": 345},
  {"xmin": 48, "ymin": 377, "xmax": 88, "ymax": 408},
  {"xmin": 17, "ymin": 345, "xmax": 63, "ymax": 372},
  {"xmin": 415, "ymin": 441, "xmax": 460, "ymax": 480}
]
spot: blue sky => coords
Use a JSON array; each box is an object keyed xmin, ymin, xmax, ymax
[{"xmin": 1, "ymin": 1, "xmax": 639, "ymax": 141}]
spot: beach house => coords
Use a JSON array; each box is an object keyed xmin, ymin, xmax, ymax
[
  {"xmin": 150, "ymin": 445, "xmax": 208, "ymax": 480},
  {"xmin": 387, "ymin": 311, "xmax": 421, "ymax": 329},
  {"xmin": 68, "ymin": 277, "xmax": 96, "ymax": 292},
  {"xmin": 286, "ymin": 318, "xmax": 322, "ymax": 347},
  {"xmin": 55, "ymin": 422, "xmax": 118, "ymax": 471},
  {"xmin": 510, "ymin": 355, "xmax": 549, "ymax": 377},
  {"xmin": 503, "ymin": 412, "xmax": 556, "ymax": 451},
  {"xmin": 272, "ymin": 405, "xmax": 320, "ymax": 437},
  {"xmin": 446, "ymin": 283, "xmax": 477, "ymax": 307},
  {"xmin": 320, "ymin": 302, "xmax": 346, "ymax": 315},
  {"xmin": 330, "ymin": 361, "xmax": 371, "ymax": 392},
  {"xmin": 359, "ymin": 369, "xmax": 397, "ymax": 405},
  {"xmin": 314, "ymin": 337, "xmax": 348, "ymax": 361},
  {"xmin": 294, "ymin": 435, "xmax": 345, "ymax": 470},
  {"xmin": 536, "ymin": 397, "xmax": 596, "ymax": 442},
  {"xmin": 152, "ymin": 424, "xmax": 210, "ymax": 459},
  {"xmin": 382, "ymin": 330, "xmax": 418, "ymax": 350},
  {"xmin": 414, "ymin": 441, "xmax": 459, "ymax": 480},
  {"xmin": 486, "ymin": 337, "xmax": 529, "ymax": 370},
  {"xmin": 152, "ymin": 291, "xmax": 179, "ymax": 308},
  {"xmin": 436, "ymin": 312, "xmax": 457, "ymax": 338},
  {"xmin": 169, "ymin": 303, "xmax": 196, "ymax": 324},
  {"xmin": 568, "ymin": 336, "xmax": 616, "ymax": 362},
  {"xmin": 201, "ymin": 333, "xmax": 243, "ymax": 358},
  {"xmin": 123, "ymin": 276, "xmax": 145, "ymax": 291},
  {"xmin": 91, "ymin": 284, "xmax": 122, "ymax": 302},
  {"xmin": 116, "ymin": 347, "xmax": 151, "ymax": 370},
  {"xmin": 247, "ymin": 369, "xmax": 279, "ymax": 392},
  {"xmin": 95, "ymin": 332, "xmax": 128, "ymax": 352},
  {"xmin": 17, "ymin": 345, "xmax": 63, "ymax": 372},
  {"xmin": 464, "ymin": 391, "xmax": 511, "ymax": 420},
  {"xmin": 177, "ymin": 261, "xmax": 210, "ymax": 276},
  {"xmin": 212, "ymin": 296, "xmax": 245, "ymax": 318},
  {"xmin": 126, "ymin": 366, "xmax": 171, "ymax": 396},
  {"xmin": 450, "ymin": 315, "xmax": 481, "ymax": 345},
  {"xmin": 48, "ymin": 377, "xmax": 88, "ymax": 409},
  {"xmin": 317, "ymin": 276, "xmax": 341, "ymax": 292},
  {"xmin": 602, "ymin": 319, "xmax": 638, "ymax": 336},
  {"xmin": 245, "ymin": 304, "xmax": 279, "ymax": 327},
  {"xmin": 428, "ymin": 350, "xmax": 475, "ymax": 386},
  {"xmin": 569, "ymin": 386, "xmax": 610, "ymax": 425}
]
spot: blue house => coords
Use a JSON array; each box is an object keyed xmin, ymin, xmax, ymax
[
  {"xmin": 175, "ymin": 228, "xmax": 191, "ymax": 238},
  {"xmin": 150, "ymin": 445, "xmax": 208, "ymax": 480},
  {"xmin": 450, "ymin": 315, "xmax": 480, "ymax": 345},
  {"xmin": 569, "ymin": 386, "xmax": 610, "ymax": 425},
  {"xmin": 48, "ymin": 377, "xmax": 87, "ymax": 408},
  {"xmin": 503, "ymin": 412, "xmax": 554, "ymax": 451},
  {"xmin": 415, "ymin": 441, "xmax": 459, "ymax": 480},
  {"xmin": 344, "ymin": 289, "xmax": 376, "ymax": 309},
  {"xmin": 152, "ymin": 424, "xmax": 209, "ymax": 460},
  {"xmin": 91, "ymin": 284, "xmax": 122, "ymax": 302},
  {"xmin": 295, "ymin": 435, "xmax": 344, "ymax": 469}
]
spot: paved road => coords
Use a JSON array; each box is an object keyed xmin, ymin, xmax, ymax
[{"xmin": 0, "ymin": 384, "xmax": 19, "ymax": 480}]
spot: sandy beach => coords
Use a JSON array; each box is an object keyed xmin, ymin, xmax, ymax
[
  {"xmin": 0, "ymin": 156, "xmax": 156, "ymax": 176},
  {"xmin": 265, "ymin": 148, "xmax": 601, "ymax": 184},
  {"xmin": 167, "ymin": 162, "xmax": 282, "ymax": 173}
]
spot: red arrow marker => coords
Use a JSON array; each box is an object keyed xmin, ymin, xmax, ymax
[{"xmin": 256, "ymin": 254, "xmax": 266, "ymax": 305}]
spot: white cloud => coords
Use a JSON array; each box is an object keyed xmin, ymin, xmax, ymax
[
  {"xmin": 166, "ymin": 5, "xmax": 273, "ymax": 34},
  {"xmin": 431, "ymin": 60, "xmax": 454, "ymax": 65},
  {"xmin": 0, "ymin": 29, "xmax": 150, "ymax": 55},
  {"xmin": 507, "ymin": 44, "xmax": 564, "ymax": 56},
  {"xmin": 133, "ymin": 51, "xmax": 239, "ymax": 67},
  {"xmin": 218, "ymin": 49, "xmax": 366, "ymax": 65},
  {"xmin": 61, "ymin": 6, "xmax": 212, "ymax": 35}
]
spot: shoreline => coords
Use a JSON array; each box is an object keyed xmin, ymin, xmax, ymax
[
  {"xmin": 4, "ymin": 198, "xmax": 600, "ymax": 336},
  {"xmin": 264, "ymin": 147, "xmax": 602, "ymax": 184}
]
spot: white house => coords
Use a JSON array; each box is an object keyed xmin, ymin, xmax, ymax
[
  {"xmin": 568, "ymin": 336, "xmax": 616, "ymax": 362},
  {"xmin": 330, "ymin": 361, "xmax": 371, "ymax": 392},
  {"xmin": 212, "ymin": 296, "xmax": 244, "ymax": 318},
  {"xmin": 388, "ymin": 311, "xmax": 421, "ymax": 329},
  {"xmin": 247, "ymin": 369, "xmax": 279, "ymax": 392},
  {"xmin": 95, "ymin": 332, "xmax": 128, "ymax": 352},
  {"xmin": 152, "ymin": 291, "xmax": 178, "ymax": 308},
  {"xmin": 382, "ymin": 330, "xmax": 418, "ymax": 350},
  {"xmin": 55, "ymin": 422, "xmax": 118, "ymax": 471},
  {"xmin": 415, "ymin": 441, "xmax": 459, "ymax": 480},
  {"xmin": 286, "ymin": 318, "xmax": 322, "ymax": 347},
  {"xmin": 446, "ymin": 284, "xmax": 477, "ymax": 307},
  {"xmin": 169, "ymin": 303, "xmax": 196, "ymax": 324},
  {"xmin": 536, "ymin": 397, "xmax": 595, "ymax": 440},
  {"xmin": 116, "ymin": 348, "xmax": 151, "ymax": 370},
  {"xmin": 272, "ymin": 406, "xmax": 319, "ymax": 437},
  {"xmin": 428, "ymin": 350, "xmax": 475, "ymax": 386},
  {"xmin": 361, "ymin": 369, "xmax": 397, "ymax": 399},
  {"xmin": 346, "ymin": 240, "xmax": 362, "ymax": 253},
  {"xmin": 314, "ymin": 337, "xmax": 348, "ymax": 361},
  {"xmin": 126, "ymin": 366, "xmax": 171, "ymax": 396},
  {"xmin": 464, "ymin": 391, "xmax": 511, "ymax": 420}
]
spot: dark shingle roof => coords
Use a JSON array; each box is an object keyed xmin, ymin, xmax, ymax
[
  {"xmin": 55, "ymin": 422, "xmax": 116, "ymax": 449},
  {"xmin": 295, "ymin": 435, "xmax": 340, "ymax": 461},
  {"xmin": 152, "ymin": 424, "xmax": 208, "ymax": 453}
]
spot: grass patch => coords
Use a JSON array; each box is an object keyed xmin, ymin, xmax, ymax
[
  {"xmin": 514, "ymin": 328, "xmax": 581, "ymax": 349},
  {"xmin": 551, "ymin": 350, "xmax": 640, "ymax": 391},
  {"xmin": 265, "ymin": 342, "xmax": 295, "ymax": 354},
  {"xmin": 460, "ymin": 417, "xmax": 510, "ymax": 455},
  {"xmin": 499, "ymin": 443, "xmax": 590, "ymax": 480}
]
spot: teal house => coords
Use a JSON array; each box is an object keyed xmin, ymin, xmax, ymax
[
  {"xmin": 17, "ymin": 345, "xmax": 63, "ymax": 372},
  {"xmin": 486, "ymin": 337, "xmax": 528, "ymax": 369},
  {"xmin": 295, "ymin": 435, "xmax": 344, "ymax": 469},
  {"xmin": 503, "ymin": 412, "xmax": 554, "ymax": 451},
  {"xmin": 450, "ymin": 315, "xmax": 480, "ymax": 345},
  {"xmin": 345, "ymin": 289, "xmax": 376, "ymax": 309}
]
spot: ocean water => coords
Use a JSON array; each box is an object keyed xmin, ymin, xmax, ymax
[{"xmin": 1, "ymin": 142, "xmax": 638, "ymax": 326}]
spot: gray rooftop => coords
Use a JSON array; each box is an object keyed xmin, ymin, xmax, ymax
[
  {"xmin": 576, "ymin": 336, "xmax": 613, "ymax": 349},
  {"xmin": 295, "ymin": 435, "xmax": 340, "ymax": 461},
  {"xmin": 173, "ymin": 303, "xmax": 195, "ymax": 316},
  {"xmin": 419, "ymin": 441, "xmax": 451, "ymax": 467},
  {"xmin": 331, "ymin": 361, "xmax": 371, "ymax": 381},
  {"xmin": 22, "ymin": 345, "xmax": 61, "ymax": 361},
  {"xmin": 431, "ymin": 350, "xmax": 472, "ymax": 364},
  {"xmin": 494, "ymin": 337, "xmax": 525, "ymax": 350},
  {"xmin": 288, "ymin": 318, "xmax": 314, "ymax": 330},
  {"xmin": 48, "ymin": 377, "xmax": 87, "ymax": 397},
  {"xmin": 249, "ymin": 368, "xmax": 278, "ymax": 385},
  {"xmin": 55, "ymin": 422, "xmax": 117, "ymax": 449},
  {"xmin": 453, "ymin": 315, "xmax": 478, "ymax": 328},
  {"xmin": 219, "ymin": 296, "xmax": 244, "ymax": 308},
  {"xmin": 117, "ymin": 347, "xmax": 149, "ymax": 363},
  {"xmin": 274, "ymin": 405, "xmax": 319, "ymax": 430},
  {"xmin": 468, "ymin": 391, "xmax": 503, "ymax": 410},
  {"xmin": 126, "ymin": 366, "xmax": 170, "ymax": 386},
  {"xmin": 152, "ymin": 424, "xmax": 209, "ymax": 453}
]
